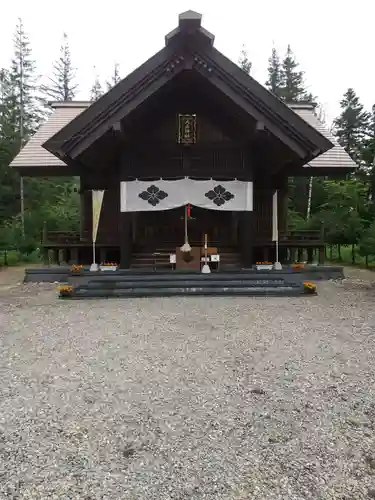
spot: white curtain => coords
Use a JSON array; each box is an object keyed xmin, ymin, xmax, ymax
[{"xmin": 120, "ymin": 179, "xmax": 253, "ymax": 212}]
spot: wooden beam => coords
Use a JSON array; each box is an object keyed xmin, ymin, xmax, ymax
[
  {"xmin": 68, "ymin": 65, "xmax": 185, "ymax": 160},
  {"xmin": 193, "ymin": 66, "xmax": 307, "ymax": 158}
]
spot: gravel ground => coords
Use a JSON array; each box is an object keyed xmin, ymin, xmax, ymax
[{"xmin": 1, "ymin": 272, "xmax": 375, "ymax": 499}]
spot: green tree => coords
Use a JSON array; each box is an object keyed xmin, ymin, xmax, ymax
[
  {"xmin": 312, "ymin": 179, "xmax": 368, "ymax": 263},
  {"xmin": 0, "ymin": 68, "xmax": 21, "ymax": 221},
  {"xmin": 359, "ymin": 104, "xmax": 375, "ymax": 208},
  {"xmin": 90, "ymin": 70, "xmax": 104, "ymax": 101},
  {"xmin": 8, "ymin": 18, "xmax": 42, "ymax": 139},
  {"xmin": 358, "ymin": 220, "xmax": 375, "ymax": 267},
  {"xmin": 333, "ymin": 88, "xmax": 369, "ymax": 164},
  {"xmin": 265, "ymin": 47, "xmax": 282, "ymax": 97},
  {"xmin": 238, "ymin": 45, "xmax": 252, "ymax": 75},
  {"xmin": 106, "ymin": 62, "xmax": 121, "ymax": 90},
  {"xmin": 279, "ymin": 45, "xmax": 313, "ymax": 102},
  {"xmin": 40, "ymin": 33, "xmax": 78, "ymax": 102}
]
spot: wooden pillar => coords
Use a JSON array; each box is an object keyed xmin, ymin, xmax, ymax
[
  {"xmin": 70, "ymin": 247, "xmax": 79, "ymax": 265},
  {"xmin": 279, "ymin": 247, "xmax": 287, "ymax": 263},
  {"xmin": 42, "ymin": 247, "xmax": 49, "ymax": 265},
  {"xmin": 120, "ymin": 212, "xmax": 132, "ymax": 269},
  {"xmin": 318, "ymin": 246, "xmax": 325, "ymax": 264},
  {"xmin": 52, "ymin": 248, "xmax": 59, "ymax": 265},
  {"xmin": 240, "ymin": 212, "xmax": 253, "ymax": 268},
  {"xmin": 59, "ymin": 249, "xmax": 68, "ymax": 265},
  {"xmin": 277, "ymin": 175, "xmax": 289, "ymax": 233},
  {"xmin": 307, "ymin": 248, "xmax": 314, "ymax": 264}
]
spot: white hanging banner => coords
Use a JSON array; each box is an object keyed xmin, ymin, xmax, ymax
[
  {"xmin": 120, "ymin": 179, "xmax": 253, "ymax": 212},
  {"xmin": 91, "ymin": 189, "xmax": 105, "ymax": 271},
  {"xmin": 92, "ymin": 190, "xmax": 105, "ymax": 242}
]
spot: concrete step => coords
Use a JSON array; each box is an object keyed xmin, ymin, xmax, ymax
[{"xmin": 71, "ymin": 285, "xmax": 304, "ymax": 299}]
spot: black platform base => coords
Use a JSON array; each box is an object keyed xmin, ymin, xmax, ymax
[
  {"xmin": 24, "ymin": 265, "xmax": 345, "ymax": 284},
  {"xmin": 61, "ymin": 271, "xmax": 312, "ymax": 299}
]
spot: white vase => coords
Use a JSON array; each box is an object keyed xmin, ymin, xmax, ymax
[{"xmin": 100, "ymin": 266, "xmax": 118, "ymax": 272}]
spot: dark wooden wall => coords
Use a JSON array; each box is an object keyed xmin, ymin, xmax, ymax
[{"xmin": 78, "ymin": 102, "xmax": 290, "ymax": 251}]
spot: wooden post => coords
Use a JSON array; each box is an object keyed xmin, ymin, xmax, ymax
[
  {"xmin": 307, "ymin": 248, "xmax": 314, "ymax": 264},
  {"xmin": 51, "ymin": 248, "xmax": 58, "ymax": 265},
  {"xmin": 120, "ymin": 212, "xmax": 132, "ymax": 269},
  {"xmin": 70, "ymin": 247, "xmax": 79, "ymax": 265},
  {"xmin": 59, "ymin": 249, "xmax": 68, "ymax": 266},
  {"xmin": 42, "ymin": 247, "xmax": 49, "ymax": 265},
  {"xmin": 318, "ymin": 246, "xmax": 325, "ymax": 264},
  {"xmin": 240, "ymin": 212, "xmax": 253, "ymax": 268},
  {"xmin": 277, "ymin": 175, "xmax": 289, "ymax": 233}
]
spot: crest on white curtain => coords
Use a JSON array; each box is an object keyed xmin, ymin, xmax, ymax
[{"xmin": 120, "ymin": 179, "xmax": 253, "ymax": 212}]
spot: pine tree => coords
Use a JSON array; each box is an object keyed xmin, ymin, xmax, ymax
[
  {"xmin": 359, "ymin": 104, "xmax": 375, "ymax": 208},
  {"xmin": 265, "ymin": 47, "xmax": 282, "ymax": 97},
  {"xmin": 361, "ymin": 104, "xmax": 375, "ymax": 170},
  {"xmin": 8, "ymin": 18, "xmax": 42, "ymax": 140},
  {"xmin": 0, "ymin": 68, "xmax": 21, "ymax": 222},
  {"xmin": 0, "ymin": 69, "xmax": 15, "ymax": 142},
  {"xmin": 106, "ymin": 63, "xmax": 121, "ymax": 90},
  {"xmin": 333, "ymin": 88, "xmax": 369, "ymax": 164},
  {"xmin": 279, "ymin": 45, "xmax": 313, "ymax": 102},
  {"xmin": 90, "ymin": 70, "xmax": 104, "ymax": 101},
  {"xmin": 40, "ymin": 33, "xmax": 78, "ymax": 102},
  {"xmin": 238, "ymin": 45, "xmax": 252, "ymax": 75}
]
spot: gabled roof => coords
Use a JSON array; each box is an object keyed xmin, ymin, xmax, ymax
[
  {"xmin": 43, "ymin": 10, "xmax": 333, "ymax": 164},
  {"xmin": 10, "ymin": 101, "xmax": 355, "ymax": 174}
]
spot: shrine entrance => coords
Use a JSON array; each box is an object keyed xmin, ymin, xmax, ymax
[{"xmin": 134, "ymin": 205, "xmax": 238, "ymax": 250}]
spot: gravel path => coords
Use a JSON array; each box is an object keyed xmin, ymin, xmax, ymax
[{"xmin": 1, "ymin": 275, "xmax": 375, "ymax": 499}]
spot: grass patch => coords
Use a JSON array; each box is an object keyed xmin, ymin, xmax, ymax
[
  {"xmin": 326, "ymin": 245, "xmax": 375, "ymax": 270},
  {"xmin": 0, "ymin": 249, "xmax": 41, "ymax": 267}
]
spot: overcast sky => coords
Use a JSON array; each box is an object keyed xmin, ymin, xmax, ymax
[{"xmin": 0, "ymin": 0, "xmax": 373, "ymax": 125}]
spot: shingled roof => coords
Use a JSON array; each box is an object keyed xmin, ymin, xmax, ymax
[
  {"xmin": 9, "ymin": 101, "xmax": 355, "ymax": 174},
  {"xmin": 9, "ymin": 102, "xmax": 88, "ymax": 172},
  {"xmin": 290, "ymin": 103, "xmax": 357, "ymax": 171}
]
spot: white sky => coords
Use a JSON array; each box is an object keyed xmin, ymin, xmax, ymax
[{"xmin": 0, "ymin": 0, "xmax": 373, "ymax": 125}]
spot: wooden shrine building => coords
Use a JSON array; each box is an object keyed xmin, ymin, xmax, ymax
[{"xmin": 10, "ymin": 11, "xmax": 356, "ymax": 270}]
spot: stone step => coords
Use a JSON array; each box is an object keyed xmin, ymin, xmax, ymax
[
  {"xmin": 67, "ymin": 270, "xmax": 306, "ymax": 299},
  {"xmin": 71, "ymin": 285, "xmax": 304, "ymax": 299},
  {"xmin": 84, "ymin": 279, "xmax": 296, "ymax": 289}
]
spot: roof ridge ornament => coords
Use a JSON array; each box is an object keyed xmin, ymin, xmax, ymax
[{"xmin": 165, "ymin": 11, "xmax": 215, "ymax": 47}]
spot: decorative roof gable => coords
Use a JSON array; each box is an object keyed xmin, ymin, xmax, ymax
[{"xmin": 43, "ymin": 11, "xmax": 333, "ymax": 164}]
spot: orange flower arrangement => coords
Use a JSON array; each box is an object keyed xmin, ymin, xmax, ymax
[
  {"xmin": 303, "ymin": 281, "xmax": 317, "ymax": 294},
  {"xmin": 57, "ymin": 285, "xmax": 73, "ymax": 298},
  {"xmin": 101, "ymin": 262, "xmax": 118, "ymax": 267},
  {"xmin": 256, "ymin": 262, "xmax": 273, "ymax": 265},
  {"xmin": 71, "ymin": 264, "xmax": 84, "ymax": 272},
  {"xmin": 292, "ymin": 263, "xmax": 305, "ymax": 269}
]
